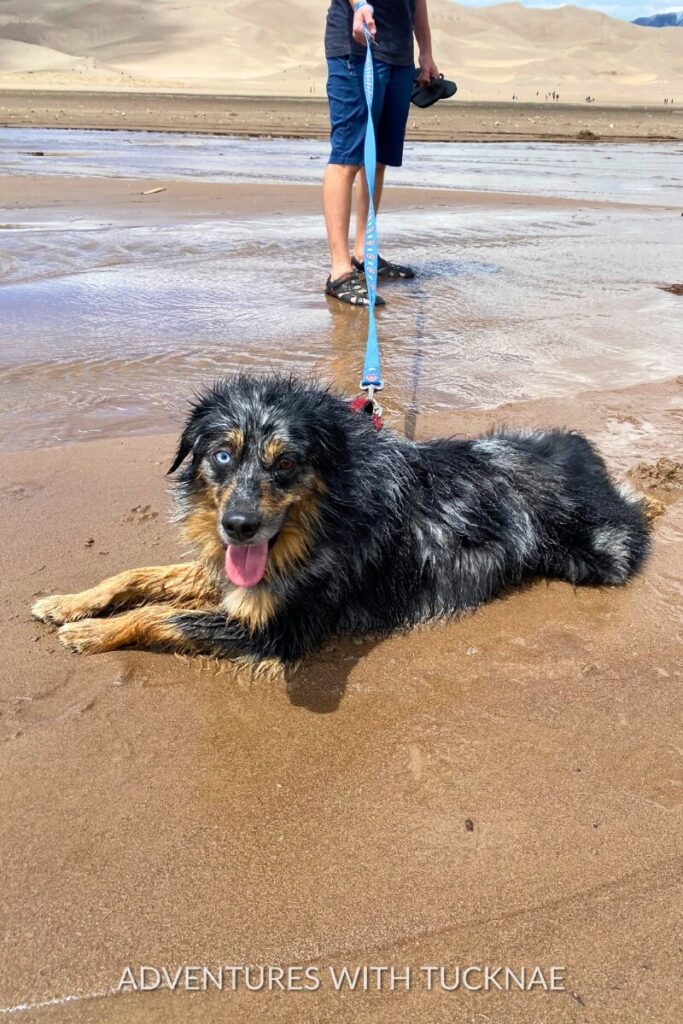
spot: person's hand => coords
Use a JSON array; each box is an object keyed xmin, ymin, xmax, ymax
[
  {"xmin": 352, "ymin": 3, "xmax": 376, "ymax": 46},
  {"xmin": 418, "ymin": 52, "xmax": 440, "ymax": 88}
]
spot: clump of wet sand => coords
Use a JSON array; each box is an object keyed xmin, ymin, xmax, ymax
[
  {"xmin": 627, "ymin": 456, "xmax": 683, "ymax": 495},
  {"xmin": 623, "ymin": 457, "xmax": 683, "ymax": 518}
]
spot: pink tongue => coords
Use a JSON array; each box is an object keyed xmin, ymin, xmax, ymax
[{"xmin": 225, "ymin": 541, "xmax": 269, "ymax": 588}]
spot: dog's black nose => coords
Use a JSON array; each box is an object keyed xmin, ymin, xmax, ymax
[{"xmin": 223, "ymin": 513, "xmax": 261, "ymax": 542}]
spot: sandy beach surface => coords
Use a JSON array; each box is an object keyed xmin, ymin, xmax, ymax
[
  {"xmin": 1, "ymin": 116, "xmax": 682, "ymax": 1022},
  {"xmin": 1, "ymin": 378, "xmax": 682, "ymax": 1023}
]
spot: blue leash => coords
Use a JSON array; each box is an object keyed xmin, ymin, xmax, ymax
[{"xmin": 359, "ymin": 25, "xmax": 383, "ymax": 398}]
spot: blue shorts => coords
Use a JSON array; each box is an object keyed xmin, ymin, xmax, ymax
[{"xmin": 326, "ymin": 56, "xmax": 413, "ymax": 168}]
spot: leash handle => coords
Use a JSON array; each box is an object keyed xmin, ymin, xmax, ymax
[{"xmin": 360, "ymin": 24, "xmax": 383, "ymax": 393}]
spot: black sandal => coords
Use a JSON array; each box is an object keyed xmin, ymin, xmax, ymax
[
  {"xmin": 325, "ymin": 270, "xmax": 386, "ymax": 307},
  {"xmin": 411, "ymin": 70, "xmax": 457, "ymax": 109},
  {"xmin": 352, "ymin": 254, "xmax": 415, "ymax": 280}
]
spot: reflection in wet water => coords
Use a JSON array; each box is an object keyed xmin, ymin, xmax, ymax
[{"xmin": 1, "ymin": 135, "xmax": 682, "ymax": 451}]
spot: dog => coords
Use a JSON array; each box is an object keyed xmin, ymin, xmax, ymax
[{"xmin": 32, "ymin": 374, "xmax": 650, "ymax": 664}]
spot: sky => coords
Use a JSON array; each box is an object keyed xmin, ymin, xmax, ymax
[{"xmin": 455, "ymin": 1, "xmax": 682, "ymax": 23}]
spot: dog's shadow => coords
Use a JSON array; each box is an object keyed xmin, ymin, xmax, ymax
[{"xmin": 285, "ymin": 635, "xmax": 384, "ymax": 713}]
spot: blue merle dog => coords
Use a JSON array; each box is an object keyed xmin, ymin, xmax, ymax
[{"xmin": 33, "ymin": 374, "xmax": 650, "ymax": 664}]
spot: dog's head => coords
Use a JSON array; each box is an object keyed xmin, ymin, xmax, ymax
[{"xmin": 169, "ymin": 375, "xmax": 349, "ymax": 588}]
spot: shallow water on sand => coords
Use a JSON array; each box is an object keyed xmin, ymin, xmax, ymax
[
  {"xmin": 2, "ymin": 128, "xmax": 682, "ymax": 204},
  {"xmin": 0, "ymin": 131, "xmax": 682, "ymax": 450}
]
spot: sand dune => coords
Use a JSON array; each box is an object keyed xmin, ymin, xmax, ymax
[{"xmin": 0, "ymin": 0, "xmax": 681, "ymax": 103}]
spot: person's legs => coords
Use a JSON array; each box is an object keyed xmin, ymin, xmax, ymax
[
  {"xmin": 323, "ymin": 56, "xmax": 399, "ymax": 302},
  {"xmin": 353, "ymin": 62, "xmax": 415, "ymax": 277},
  {"xmin": 323, "ymin": 163, "xmax": 360, "ymax": 280},
  {"xmin": 324, "ymin": 57, "xmax": 368, "ymax": 282}
]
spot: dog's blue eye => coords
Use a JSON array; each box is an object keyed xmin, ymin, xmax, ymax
[{"xmin": 214, "ymin": 450, "xmax": 231, "ymax": 465}]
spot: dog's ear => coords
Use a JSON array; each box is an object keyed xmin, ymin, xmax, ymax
[
  {"xmin": 167, "ymin": 433, "xmax": 192, "ymax": 474},
  {"xmin": 167, "ymin": 413, "xmax": 203, "ymax": 475}
]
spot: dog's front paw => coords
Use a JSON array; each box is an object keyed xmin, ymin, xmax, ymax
[
  {"xmin": 58, "ymin": 619, "xmax": 112, "ymax": 655},
  {"xmin": 32, "ymin": 593, "xmax": 94, "ymax": 625}
]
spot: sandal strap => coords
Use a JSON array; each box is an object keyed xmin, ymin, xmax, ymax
[
  {"xmin": 377, "ymin": 255, "xmax": 414, "ymax": 277},
  {"xmin": 326, "ymin": 271, "xmax": 370, "ymax": 305},
  {"xmin": 352, "ymin": 254, "xmax": 414, "ymax": 278}
]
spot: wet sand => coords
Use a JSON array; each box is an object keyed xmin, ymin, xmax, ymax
[
  {"xmin": 1, "ymin": 377, "xmax": 682, "ymax": 1023},
  {"xmin": 1, "ymin": 133, "xmax": 682, "ymax": 1021},
  {"xmin": 1, "ymin": 91, "xmax": 682, "ymax": 143}
]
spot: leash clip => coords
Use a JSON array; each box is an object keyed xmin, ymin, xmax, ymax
[
  {"xmin": 349, "ymin": 390, "xmax": 383, "ymax": 429},
  {"xmin": 363, "ymin": 384, "xmax": 383, "ymax": 419}
]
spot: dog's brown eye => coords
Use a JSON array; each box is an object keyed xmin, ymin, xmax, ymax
[{"xmin": 275, "ymin": 456, "xmax": 296, "ymax": 472}]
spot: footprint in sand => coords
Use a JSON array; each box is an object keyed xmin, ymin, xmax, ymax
[
  {"xmin": 0, "ymin": 481, "xmax": 43, "ymax": 502},
  {"xmin": 123, "ymin": 504, "xmax": 159, "ymax": 523},
  {"xmin": 604, "ymin": 416, "xmax": 656, "ymax": 438}
]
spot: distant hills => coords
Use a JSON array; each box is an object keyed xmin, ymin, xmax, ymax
[
  {"xmin": 632, "ymin": 11, "xmax": 683, "ymax": 26},
  {"xmin": 0, "ymin": 2, "xmax": 682, "ymax": 103}
]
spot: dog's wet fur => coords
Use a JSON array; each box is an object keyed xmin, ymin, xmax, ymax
[{"xmin": 33, "ymin": 374, "xmax": 650, "ymax": 663}]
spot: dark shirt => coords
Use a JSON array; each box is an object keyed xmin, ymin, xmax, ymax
[{"xmin": 325, "ymin": 0, "xmax": 417, "ymax": 67}]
